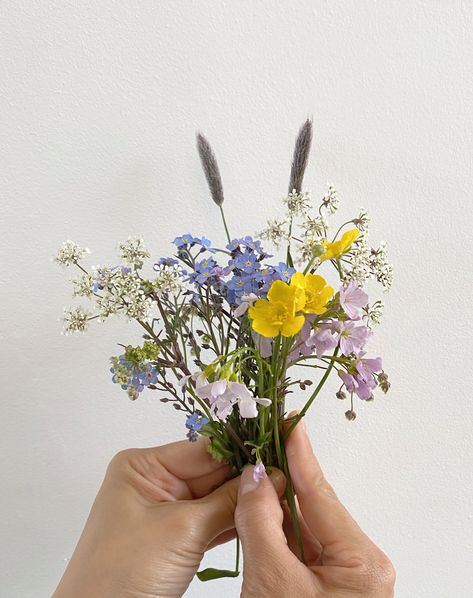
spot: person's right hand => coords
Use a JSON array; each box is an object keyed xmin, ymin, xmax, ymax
[{"xmin": 235, "ymin": 416, "xmax": 395, "ymax": 597}]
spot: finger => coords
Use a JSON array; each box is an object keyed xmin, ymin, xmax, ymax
[
  {"xmin": 199, "ymin": 467, "xmax": 286, "ymax": 545},
  {"xmin": 207, "ymin": 528, "xmax": 237, "ymax": 550},
  {"xmin": 149, "ymin": 437, "xmax": 231, "ymax": 480},
  {"xmin": 234, "ymin": 466, "xmax": 295, "ymax": 564},
  {"xmin": 285, "ymin": 415, "xmax": 374, "ymax": 561},
  {"xmin": 126, "ymin": 439, "xmax": 232, "ymax": 500}
]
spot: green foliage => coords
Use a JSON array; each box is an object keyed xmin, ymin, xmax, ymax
[{"xmin": 124, "ymin": 341, "xmax": 159, "ymax": 366}]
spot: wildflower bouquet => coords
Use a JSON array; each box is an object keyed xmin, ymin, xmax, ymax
[{"xmin": 56, "ymin": 119, "xmax": 392, "ymax": 578}]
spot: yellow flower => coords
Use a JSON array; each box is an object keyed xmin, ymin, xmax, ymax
[
  {"xmin": 248, "ymin": 280, "xmax": 305, "ymax": 338},
  {"xmin": 320, "ymin": 228, "xmax": 359, "ymax": 262},
  {"xmin": 290, "ymin": 272, "xmax": 334, "ymax": 315}
]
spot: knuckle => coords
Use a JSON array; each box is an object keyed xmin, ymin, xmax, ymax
[
  {"xmin": 107, "ymin": 448, "xmax": 140, "ymax": 473},
  {"xmin": 235, "ymin": 501, "xmax": 283, "ymax": 532},
  {"xmin": 304, "ymin": 471, "xmax": 338, "ymax": 501},
  {"xmin": 356, "ymin": 552, "xmax": 396, "ymax": 595}
]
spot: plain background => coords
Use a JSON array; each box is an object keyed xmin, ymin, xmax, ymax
[{"xmin": 1, "ymin": 2, "xmax": 473, "ymax": 597}]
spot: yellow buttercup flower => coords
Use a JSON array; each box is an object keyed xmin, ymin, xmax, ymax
[
  {"xmin": 290, "ymin": 272, "xmax": 334, "ymax": 315},
  {"xmin": 248, "ymin": 280, "xmax": 305, "ymax": 338},
  {"xmin": 320, "ymin": 228, "xmax": 359, "ymax": 262}
]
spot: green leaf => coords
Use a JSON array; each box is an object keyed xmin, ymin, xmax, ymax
[{"xmin": 197, "ymin": 567, "xmax": 240, "ymax": 581}]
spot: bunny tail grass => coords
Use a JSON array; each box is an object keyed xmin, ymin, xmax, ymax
[
  {"xmin": 288, "ymin": 118, "xmax": 313, "ymax": 194},
  {"xmin": 196, "ymin": 132, "xmax": 225, "ymax": 207}
]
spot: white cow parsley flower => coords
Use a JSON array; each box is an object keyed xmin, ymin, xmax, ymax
[
  {"xmin": 55, "ymin": 241, "xmax": 89, "ymax": 267},
  {"xmin": 284, "ymin": 189, "xmax": 312, "ymax": 216},
  {"xmin": 153, "ymin": 264, "xmax": 186, "ymax": 297},
  {"xmin": 119, "ymin": 237, "xmax": 150, "ymax": 269},
  {"xmin": 259, "ymin": 218, "xmax": 289, "ymax": 249},
  {"xmin": 72, "ymin": 273, "xmax": 94, "ymax": 297},
  {"xmin": 62, "ymin": 306, "xmax": 91, "ymax": 334},
  {"xmin": 321, "ymin": 185, "xmax": 339, "ymax": 214}
]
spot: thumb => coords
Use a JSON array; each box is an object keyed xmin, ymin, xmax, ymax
[
  {"xmin": 196, "ymin": 466, "xmax": 286, "ymax": 547},
  {"xmin": 235, "ymin": 465, "xmax": 288, "ymax": 562}
]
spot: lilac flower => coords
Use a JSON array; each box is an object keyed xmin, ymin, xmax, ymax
[
  {"xmin": 338, "ymin": 354, "xmax": 382, "ymax": 400},
  {"xmin": 195, "ymin": 378, "xmax": 271, "ymax": 419},
  {"xmin": 212, "ymin": 265, "xmax": 226, "ymax": 278},
  {"xmin": 234, "ymin": 293, "xmax": 258, "ymax": 317},
  {"xmin": 252, "ymin": 331, "xmax": 273, "ymax": 358},
  {"xmin": 340, "ymin": 371, "xmax": 376, "ymax": 400},
  {"xmin": 355, "ymin": 354, "xmax": 383, "ymax": 382},
  {"xmin": 229, "ymin": 382, "xmax": 271, "ymax": 418},
  {"xmin": 311, "ymin": 327, "xmax": 339, "ymax": 357},
  {"xmin": 339, "ymin": 281, "xmax": 368, "ymax": 319},
  {"xmin": 253, "ymin": 463, "xmax": 267, "ymax": 482},
  {"xmin": 338, "ymin": 321, "xmax": 372, "ymax": 356}
]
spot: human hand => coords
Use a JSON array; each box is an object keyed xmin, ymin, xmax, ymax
[
  {"xmin": 53, "ymin": 438, "xmax": 284, "ymax": 598},
  {"xmin": 235, "ymin": 418, "xmax": 396, "ymax": 597}
]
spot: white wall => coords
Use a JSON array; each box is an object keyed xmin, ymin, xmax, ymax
[{"xmin": 1, "ymin": 2, "xmax": 473, "ymax": 597}]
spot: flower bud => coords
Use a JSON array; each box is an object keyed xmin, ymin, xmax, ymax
[{"xmin": 345, "ymin": 409, "xmax": 357, "ymax": 421}]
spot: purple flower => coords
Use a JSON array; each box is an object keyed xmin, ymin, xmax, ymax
[
  {"xmin": 311, "ymin": 327, "xmax": 339, "ymax": 357},
  {"xmin": 253, "ymin": 463, "xmax": 267, "ymax": 482},
  {"xmin": 338, "ymin": 354, "xmax": 382, "ymax": 400},
  {"xmin": 338, "ymin": 321, "xmax": 372, "ymax": 356},
  {"xmin": 212, "ymin": 265, "xmax": 226, "ymax": 278},
  {"xmin": 195, "ymin": 378, "xmax": 271, "ymax": 419},
  {"xmin": 356, "ymin": 354, "xmax": 383, "ymax": 382},
  {"xmin": 339, "ymin": 281, "xmax": 368, "ymax": 320},
  {"xmin": 339, "ymin": 371, "xmax": 376, "ymax": 400}
]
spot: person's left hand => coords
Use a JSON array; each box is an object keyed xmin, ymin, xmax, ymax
[{"xmin": 53, "ymin": 438, "xmax": 285, "ymax": 598}]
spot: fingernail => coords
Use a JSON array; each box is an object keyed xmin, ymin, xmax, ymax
[{"xmin": 240, "ymin": 464, "xmax": 267, "ymax": 496}]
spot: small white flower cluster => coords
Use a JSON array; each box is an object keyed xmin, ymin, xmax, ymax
[
  {"xmin": 301, "ymin": 214, "xmax": 328, "ymax": 240},
  {"xmin": 343, "ymin": 239, "xmax": 393, "ymax": 290},
  {"xmin": 362, "ymin": 300, "xmax": 385, "ymax": 326},
  {"xmin": 259, "ymin": 218, "xmax": 289, "ymax": 249},
  {"xmin": 354, "ymin": 208, "xmax": 370, "ymax": 234},
  {"xmin": 119, "ymin": 237, "xmax": 150, "ymax": 269},
  {"xmin": 296, "ymin": 238, "xmax": 323, "ymax": 266},
  {"xmin": 284, "ymin": 189, "xmax": 312, "ymax": 216},
  {"xmin": 72, "ymin": 273, "xmax": 94, "ymax": 297},
  {"xmin": 370, "ymin": 242, "xmax": 393, "ymax": 290},
  {"xmin": 62, "ymin": 306, "xmax": 91, "ymax": 335},
  {"xmin": 344, "ymin": 238, "xmax": 372, "ymax": 285},
  {"xmin": 93, "ymin": 266, "xmax": 152, "ymax": 321},
  {"xmin": 321, "ymin": 184, "xmax": 339, "ymax": 214},
  {"xmin": 153, "ymin": 264, "xmax": 187, "ymax": 297},
  {"xmin": 55, "ymin": 241, "xmax": 89, "ymax": 267}
]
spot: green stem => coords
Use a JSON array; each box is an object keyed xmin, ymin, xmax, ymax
[
  {"xmin": 281, "ymin": 445, "xmax": 305, "ymax": 563},
  {"xmin": 283, "ymin": 347, "xmax": 339, "ymax": 441},
  {"xmin": 220, "ymin": 206, "xmax": 231, "ymax": 244}
]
